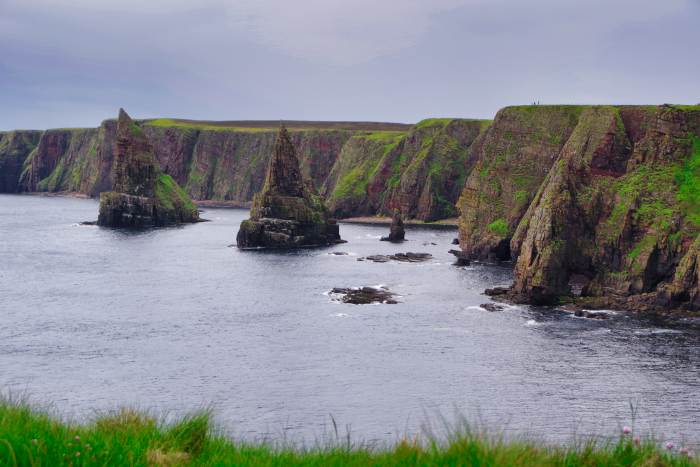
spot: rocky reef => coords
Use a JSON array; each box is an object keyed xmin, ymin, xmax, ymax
[
  {"xmin": 329, "ymin": 286, "xmax": 398, "ymax": 304},
  {"xmin": 97, "ymin": 109, "xmax": 199, "ymax": 228},
  {"xmin": 358, "ymin": 252, "xmax": 432, "ymax": 263},
  {"xmin": 456, "ymin": 104, "xmax": 700, "ymax": 312},
  {"xmin": 236, "ymin": 126, "xmax": 343, "ymax": 249}
]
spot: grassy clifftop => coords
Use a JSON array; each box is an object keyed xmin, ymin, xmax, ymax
[
  {"xmin": 0, "ymin": 401, "xmax": 696, "ymax": 466},
  {"xmin": 144, "ymin": 119, "xmax": 411, "ymax": 132}
]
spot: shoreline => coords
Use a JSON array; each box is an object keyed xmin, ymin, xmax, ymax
[
  {"xmin": 338, "ymin": 216, "xmax": 459, "ymax": 228},
  {"xmin": 3, "ymin": 193, "xmax": 460, "ymax": 227}
]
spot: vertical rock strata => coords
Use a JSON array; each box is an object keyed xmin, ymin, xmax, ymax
[
  {"xmin": 236, "ymin": 126, "xmax": 343, "ymax": 248},
  {"xmin": 0, "ymin": 131, "xmax": 42, "ymax": 192},
  {"xmin": 97, "ymin": 109, "xmax": 199, "ymax": 227}
]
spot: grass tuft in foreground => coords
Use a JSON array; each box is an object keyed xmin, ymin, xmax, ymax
[{"xmin": 0, "ymin": 400, "xmax": 697, "ymax": 466}]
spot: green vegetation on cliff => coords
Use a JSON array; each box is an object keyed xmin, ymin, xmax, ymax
[
  {"xmin": 329, "ymin": 132, "xmax": 403, "ymax": 202},
  {"xmin": 675, "ymin": 136, "xmax": 700, "ymax": 225},
  {"xmin": 155, "ymin": 173, "xmax": 197, "ymax": 214},
  {"xmin": 1, "ymin": 401, "xmax": 697, "ymax": 466},
  {"xmin": 146, "ymin": 119, "xmax": 274, "ymax": 133},
  {"xmin": 325, "ymin": 119, "xmax": 490, "ymax": 221}
]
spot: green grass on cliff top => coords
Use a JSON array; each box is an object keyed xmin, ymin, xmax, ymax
[
  {"xmin": 144, "ymin": 119, "xmax": 411, "ymax": 133},
  {"xmin": 145, "ymin": 119, "xmax": 276, "ymax": 133},
  {"xmin": 1, "ymin": 400, "xmax": 697, "ymax": 466}
]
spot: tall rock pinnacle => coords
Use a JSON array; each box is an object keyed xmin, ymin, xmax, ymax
[
  {"xmin": 263, "ymin": 125, "xmax": 305, "ymax": 198},
  {"xmin": 97, "ymin": 108, "xmax": 199, "ymax": 227},
  {"xmin": 237, "ymin": 125, "xmax": 343, "ymax": 248}
]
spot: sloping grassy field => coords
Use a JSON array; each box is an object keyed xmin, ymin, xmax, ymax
[{"xmin": 0, "ymin": 400, "xmax": 696, "ymax": 466}]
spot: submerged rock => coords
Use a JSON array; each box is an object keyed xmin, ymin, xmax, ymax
[
  {"xmin": 359, "ymin": 252, "xmax": 432, "ymax": 263},
  {"xmin": 380, "ymin": 209, "xmax": 405, "ymax": 242},
  {"xmin": 480, "ymin": 303, "xmax": 505, "ymax": 312},
  {"xmin": 329, "ymin": 286, "xmax": 398, "ymax": 304},
  {"xmin": 484, "ymin": 287, "xmax": 509, "ymax": 296},
  {"xmin": 97, "ymin": 109, "xmax": 199, "ymax": 227},
  {"xmin": 236, "ymin": 126, "xmax": 343, "ymax": 249}
]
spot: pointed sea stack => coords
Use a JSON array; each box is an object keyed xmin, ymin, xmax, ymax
[
  {"xmin": 381, "ymin": 209, "xmax": 405, "ymax": 242},
  {"xmin": 97, "ymin": 109, "xmax": 199, "ymax": 227},
  {"xmin": 236, "ymin": 125, "xmax": 343, "ymax": 248}
]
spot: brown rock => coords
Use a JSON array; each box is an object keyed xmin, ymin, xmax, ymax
[{"xmin": 380, "ymin": 209, "xmax": 405, "ymax": 242}]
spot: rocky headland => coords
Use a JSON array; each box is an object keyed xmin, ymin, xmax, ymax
[
  {"xmin": 236, "ymin": 126, "xmax": 342, "ymax": 249},
  {"xmin": 455, "ymin": 104, "xmax": 700, "ymax": 313},
  {"xmin": 97, "ymin": 109, "xmax": 200, "ymax": 227}
]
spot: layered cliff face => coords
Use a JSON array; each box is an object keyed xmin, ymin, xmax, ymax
[
  {"xmin": 9, "ymin": 118, "xmax": 482, "ymax": 221},
  {"xmin": 458, "ymin": 104, "xmax": 700, "ymax": 311},
  {"xmin": 323, "ymin": 119, "xmax": 490, "ymax": 221},
  {"xmin": 0, "ymin": 131, "xmax": 41, "ymax": 192},
  {"xmin": 97, "ymin": 110, "xmax": 199, "ymax": 228},
  {"xmin": 141, "ymin": 124, "xmax": 354, "ymax": 203},
  {"xmin": 18, "ymin": 121, "xmax": 117, "ymax": 196}
]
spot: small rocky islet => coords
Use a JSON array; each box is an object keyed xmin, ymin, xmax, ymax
[
  {"xmin": 380, "ymin": 209, "xmax": 405, "ymax": 242},
  {"xmin": 329, "ymin": 286, "xmax": 398, "ymax": 305}
]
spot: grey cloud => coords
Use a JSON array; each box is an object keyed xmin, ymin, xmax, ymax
[{"xmin": 0, "ymin": 0, "xmax": 698, "ymax": 129}]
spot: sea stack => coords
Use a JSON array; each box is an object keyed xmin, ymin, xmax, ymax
[
  {"xmin": 236, "ymin": 125, "xmax": 343, "ymax": 249},
  {"xmin": 381, "ymin": 209, "xmax": 405, "ymax": 242},
  {"xmin": 97, "ymin": 109, "xmax": 199, "ymax": 227}
]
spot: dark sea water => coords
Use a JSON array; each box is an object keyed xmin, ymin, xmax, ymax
[{"xmin": 1, "ymin": 194, "xmax": 699, "ymax": 446}]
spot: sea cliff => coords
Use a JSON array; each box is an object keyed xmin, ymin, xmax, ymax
[
  {"xmin": 456, "ymin": 104, "xmax": 700, "ymax": 312},
  {"xmin": 0, "ymin": 118, "xmax": 485, "ymax": 222}
]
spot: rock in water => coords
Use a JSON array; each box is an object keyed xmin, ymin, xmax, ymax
[
  {"xmin": 97, "ymin": 109, "xmax": 199, "ymax": 227},
  {"xmin": 380, "ymin": 209, "xmax": 405, "ymax": 242},
  {"xmin": 359, "ymin": 252, "xmax": 432, "ymax": 263},
  {"xmin": 236, "ymin": 125, "xmax": 343, "ymax": 248}
]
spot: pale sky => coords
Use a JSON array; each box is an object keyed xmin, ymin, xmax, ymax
[{"xmin": 1, "ymin": 0, "xmax": 698, "ymax": 130}]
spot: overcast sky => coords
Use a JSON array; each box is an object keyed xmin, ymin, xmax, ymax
[{"xmin": 1, "ymin": 0, "xmax": 698, "ymax": 130}]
